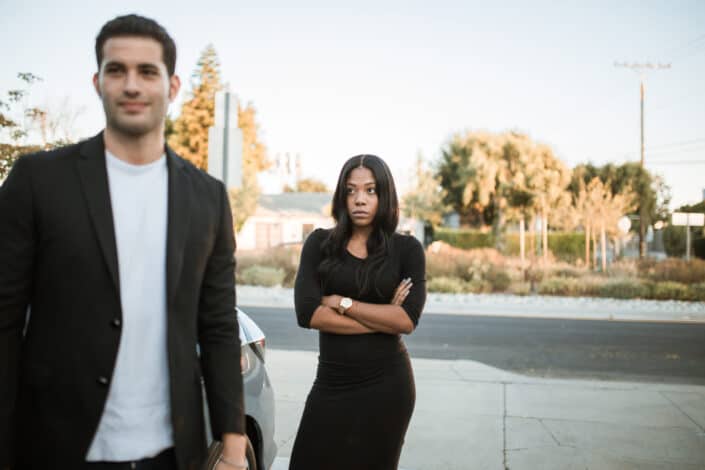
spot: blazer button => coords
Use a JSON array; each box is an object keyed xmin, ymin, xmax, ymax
[
  {"xmin": 97, "ymin": 376, "xmax": 109, "ymax": 386},
  {"xmin": 111, "ymin": 318, "xmax": 121, "ymax": 328}
]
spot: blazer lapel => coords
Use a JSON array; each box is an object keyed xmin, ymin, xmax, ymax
[
  {"xmin": 166, "ymin": 148, "xmax": 190, "ymax": 309},
  {"xmin": 76, "ymin": 133, "xmax": 121, "ymax": 296}
]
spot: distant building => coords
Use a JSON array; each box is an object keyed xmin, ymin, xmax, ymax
[
  {"xmin": 236, "ymin": 192, "xmax": 425, "ymax": 250},
  {"xmin": 237, "ymin": 192, "xmax": 333, "ymax": 251}
]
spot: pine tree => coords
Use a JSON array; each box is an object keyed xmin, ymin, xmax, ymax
[
  {"xmin": 169, "ymin": 46, "xmax": 270, "ymax": 231},
  {"xmin": 168, "ymin": 44, "xmax": 222, "ymax": 170}
]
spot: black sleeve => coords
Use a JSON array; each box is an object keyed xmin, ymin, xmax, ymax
[
  {"xmin": 198, "ymin": 181, "xmax": 245, "ymax": 436},
  {"xmin": 0, "ymin": 156, "xmax": 35, "ymax": 466},
  {"xmin": 399, "ymin": 236, "xmax": 426, "ymax": 327},
  {"xmin": 294, "ymin": 229, "xmax": 326, "ymax": 328}
]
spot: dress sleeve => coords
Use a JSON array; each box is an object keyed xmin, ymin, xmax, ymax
[
  {"xmin": 399, "ymin": 236, "xmax": 426, "ymax": 327},
  {"xmin": 294, "ymin": 229, "xmax": 326, "ymax": 328}
]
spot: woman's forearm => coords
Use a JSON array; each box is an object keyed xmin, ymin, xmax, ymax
[
  {"xmin": 345, "ymin": 301, "xmax": 414, "ymax": 335},
  {"xmin": 309, "ymin": 305, "xmax": 377, "ymax": 334}
]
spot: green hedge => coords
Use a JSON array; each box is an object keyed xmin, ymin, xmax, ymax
[
  {"xmin": 434, "ymin": 228, "xmax": 495, "ymax": 249},
  {"xmin": 434, "ymin": 228, "xmax": 585, "ymax": 262}
]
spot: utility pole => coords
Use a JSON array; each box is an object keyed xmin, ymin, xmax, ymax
[{"xmin": 614, "ymin": 61, "xmax": 670, "ymax": 258}]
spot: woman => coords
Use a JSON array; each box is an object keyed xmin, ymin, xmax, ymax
[{"xmin": 290, "ymin": 154, "xmax": 426, "ymax": 470}]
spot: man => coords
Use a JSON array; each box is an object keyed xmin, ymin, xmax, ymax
[{"xmin": 0, "ymin": 14, "xmax": 248, "ymax": 470}]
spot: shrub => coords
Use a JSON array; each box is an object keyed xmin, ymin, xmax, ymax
[
  {"xmin": 237, "ymin": 245, "xmax": 301, "ymax": 287},
  {"xmin": 598, "ymin": 279, "xmax": 650, "ymax": 299},
  {"xmin": 549, "ymin": 264, "xmax": 586, "ymax": 279},
  {"xmin": 688, "ymin": 283, "xmax": 705, "ymax": 301},
  {"xmin": 538, "ymin": 278, "xmax": 582, "ymax": 296},
  {"xmin": 427, "ymin": 276, "xmax": 468, "ymax": 293},
  {"xmin": 485, "ymin": 266, "xmax": 511, "ymax": 292},
  {"xmin": 547, "ymin": 232, "xmax": 585, "ymax": 263},
  {"xmin": 467, "ymin": 279, "xmax": 492, "ymax": 293},
  {"xmin": 509, "ymin": 282, "xmax": 531, "ymax": 296},
  {"xmin": 663, "ymin": 225, "xmax": 687, "ymax": 257},
  {"xmin": 434, "ymin": 228, "xmax": 494, "ymax": 249},
  {"xmin": 694, "ymin": 238, "xmax": 705, "ymax": 260},
  {"xmin": 649, "ymin": 281, "xmax": 691, "ymax": 301},
  {"xmin": 642, "ymin": 258, "xmax": 705, "ymax": 285},
  {"xmin": 239, "ymin": 265, "xmax": 286, "ymax": 287},
  {"xmin": 607, "ymin": 259, "xmax": 639, "ymax": 278}
]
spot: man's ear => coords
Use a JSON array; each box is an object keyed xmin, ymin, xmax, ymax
[
  {"xmin": 168, "ymin": 74, "xmax": 181, "ymax": 102},
  {"xmin": 93, "ymin": 73, "xmax": 101, "ymax": 97}
]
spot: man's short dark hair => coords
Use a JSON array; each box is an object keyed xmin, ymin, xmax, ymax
[{"xmin": 95, "ymin": 14, "xmax": 177, "ymax": 76}]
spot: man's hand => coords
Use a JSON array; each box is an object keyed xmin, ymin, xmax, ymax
[
  {"xmin": 216, "ymin": 433, "xmax": 248, "ymax": 469},
  {"xmin": 391, "ymin": 278, "xmax": 412, "ymax": 306}
]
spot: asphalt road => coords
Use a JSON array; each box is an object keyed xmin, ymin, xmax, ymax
[{"xmin": 241, "ymin": 305, "xmax": 705, "ymax": 385}]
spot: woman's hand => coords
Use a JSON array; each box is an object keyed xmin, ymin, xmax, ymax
[
  {"xmin": 321, "ymin": 295, "xmax": 343, "ymax": 313},
  {"xmin": 391, "ymin": 278, "xmax": 413, "ymax": 306}
]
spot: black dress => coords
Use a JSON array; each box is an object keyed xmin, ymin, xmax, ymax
[{"xmin": 289, "ymin": 228, "xmax": 427, "ymax": 470}]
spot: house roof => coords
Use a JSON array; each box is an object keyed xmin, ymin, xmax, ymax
[{"xmin": 257, "ymin": 192, "xmax": 332, "ymax": 216}]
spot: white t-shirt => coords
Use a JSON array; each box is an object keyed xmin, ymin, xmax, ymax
[{"xmin": 86, "ymin": 150, "xmax": 173, "ymax": 460}]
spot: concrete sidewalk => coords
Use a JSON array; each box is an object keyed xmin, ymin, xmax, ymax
[{"xmin": 265, "ymin": 349, "xmax": 705, "ymax": 470}]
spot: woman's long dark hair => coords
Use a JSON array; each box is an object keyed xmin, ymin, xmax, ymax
[{"xmin": 319, "ymin": 154, "xmax": 399, "ymax": 296}]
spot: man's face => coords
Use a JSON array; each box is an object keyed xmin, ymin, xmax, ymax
[{"xmin": 93, "ymin": 36, "xmax": 180, "ymax": 138}]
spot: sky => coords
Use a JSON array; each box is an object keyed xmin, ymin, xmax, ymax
[{"xmin": 2, "ymin": 0, "xmax": 704, "ymax": 208}]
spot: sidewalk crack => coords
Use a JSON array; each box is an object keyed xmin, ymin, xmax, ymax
[
  {"xmin": 539, "ymin": 419, "xmax": 562, "ymax": 446},
  {"xmin": 659, "ymin": 391, "xmax": 705, "ymax": 434}
]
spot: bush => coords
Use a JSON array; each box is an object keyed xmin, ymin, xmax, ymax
[
  {"xmin": 598, "ymin": 279, "xmax": 650, "ymax": 300},
  {"xmin": 435, "ymin": 228, "xmax": 584, "ymax": 262},
  {"xmin": 538, "ymin": 278, "xmax": 582, "ymax": 296},
  {"xmin": 237, "ymin": 245, "xmax": 300, "ymax": 287},
  {"xmin": 467, "ymin": 279, "xmax": 492, "ymax": 293},
  {"xmin": 694, "ymin": 238, "xmax": 705, "ymax": 260},
  {"xmin": 663, "ymin": 225, "xmax": 687, "ymax": 257},
  {"xmin": 485, "ymin": 266, "xmax": 511, "ymax": 292},
  {"xmin": 688, "ymin": 283, "xmax": 705, "ymax": 301},
  {"xmin": 641, "ymin": 258, "xmax": 705, "ymax": 285},
  {"xmin": 434, "ymin": 228, "xmax": 494, "ymax": 249},
  {"xmin": 607, "ymin": 259, "xmax": 639, "ymax": 278},
  {"xmin": 649, "ymin": 281, "xmax": 691, "ymax": 301},
  {"xmin": 546, "ymin": 232, "xmax": 586, "ymax": 263},
  {"xmin": 427, "ymin": 276, "xmax": 468, "ymax": 293},
  {"xmin": 239, "ymin": 265, "xmax": 286, "ymax": 287},
  {"xmin": 509, "ymin": 282, "xmax": 531, "ymax": 296}
]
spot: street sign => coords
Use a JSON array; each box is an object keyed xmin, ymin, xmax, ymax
[
  {"xmin": 672, "ymin": 212, "xmax": 705, "ymax": 226},
  {"xmin": 617, "ymin": 216, "xmax": 631, "ymax": 234},
  {"xmin": 208, "ymin": 90, "xmax": 243, "ymax": 189},
  {"xmin": 671, "ymin": 212, "xmax": 705, "ymax": 261}
]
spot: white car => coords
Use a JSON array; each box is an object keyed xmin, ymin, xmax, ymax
[{"xmin": 203, "ymin": 308, "xmax": 276, "ymax": 470}]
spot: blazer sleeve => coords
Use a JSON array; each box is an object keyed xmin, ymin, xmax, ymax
[
  {"xmin": 294, "ymin": 229, "xmax": 326, "ymax": 328},
  {"xmin": 0, "ymin": 156, "xmax": 35, "ymax": 466},
  {"xmin": 197, "ymin": 181, "xmax": 245, "ymax": 437},
  {"xmin": 399, "ymin": 236, "xmax": 427, "ymax": 327}
]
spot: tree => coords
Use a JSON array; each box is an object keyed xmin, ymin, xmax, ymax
[
  {"xmin": 569, "ymin": 162, "xmax": 670, "ymax": 258},
  {"xmin": 527, "ymin": 144, "xmax": 571, "ymax": 263},
  {"xmin": 1, "ymin": 73, "xmax": 78, "ymax": 179},
  {"xmin": 402, "ymin": 153, "xmax": 449, "ymax": 226},
  {"xmin": 168, "ymin": 45, "xmax": 222, "ymax": 170},
  {"xmin": 436, "ymin": 130, "xmax": 569, "ymax": 260},
  {"xmin": 168, "ymin": 45, "xmax": 270, "ymax": 231}
]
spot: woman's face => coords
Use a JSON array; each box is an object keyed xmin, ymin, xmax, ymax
[{"xmin": 345, "ymin": 166, "xmax": 378, "ymax": 230}]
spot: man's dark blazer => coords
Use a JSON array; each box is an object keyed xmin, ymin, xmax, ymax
[{"xmin": 0, "ymin": 133, "xmax": 244, "ymax": 470}]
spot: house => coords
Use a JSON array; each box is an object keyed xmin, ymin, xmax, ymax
[{"xmin": 236, "ymin": 192, "xmax": 334, "ymax": 251}]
